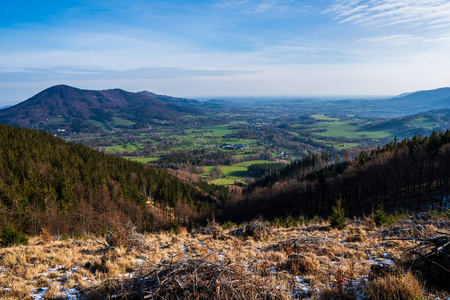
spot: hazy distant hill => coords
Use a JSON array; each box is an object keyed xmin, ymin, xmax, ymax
[
  {"xmin": 360, "ymin": 108, "xmax": 450, "ymax": 137},
  {"xmin": 388, "ymin": 87, "xmax": 450, "ymax": 111},
  {"xmin": 0, "ymin": 85, "xmax": 201, "ymax": 133},
  {"xmin": 138, "ymin": 91, "xmax": 223, "ymax": 109}
]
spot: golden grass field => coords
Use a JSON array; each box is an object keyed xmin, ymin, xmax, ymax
[{"xmin": 0, "ymin": 214, "xmax": 449, "ymax": 299}]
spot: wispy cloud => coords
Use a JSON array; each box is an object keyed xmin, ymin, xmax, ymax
[
  {"xmin": 356, "ymin": 34, "xmax": 425, "ymax": 46},
  {"xmin": 0, "ymin": 67, "xmax": 253, "ymax": 83},
  {"xmin": 215, "ymin": 0, "xmax": 315, "ymax": 14},
  {"xmin": 327, "ymin": 0, "xmax": 450, "ymax": 29},
  {"xmin": 357, "ymin": 33, "xmax": 450, "ymax": 46}
]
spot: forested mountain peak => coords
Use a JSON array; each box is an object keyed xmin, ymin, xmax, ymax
[{"xmin": 0, "ymin": 85, "xmax": 201, "ymax": 133}]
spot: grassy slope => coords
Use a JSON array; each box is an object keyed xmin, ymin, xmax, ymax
[{"xmin": 1, "ymin": 213, "xmax": 448, "ymax": 299}]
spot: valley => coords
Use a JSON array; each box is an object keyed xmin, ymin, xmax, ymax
[
  {"xmin": 0, "ymin": 85, "xmax": 450, "ymax": 299},
  {"xmin": 37, "ymin": 87, "xmax": 448, "ymax": 186},
  {"xmin": 3, "ymin": 1, "xmax": 450, "ymax": 298}
]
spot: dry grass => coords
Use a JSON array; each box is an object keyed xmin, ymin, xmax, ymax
[
  {"xmin": 365, "ymin": 272, "xmax": 426, "ymax": 300},
  {"xmin": 0, "ymin": 214, "xmax": 448, "ymax": 299}
]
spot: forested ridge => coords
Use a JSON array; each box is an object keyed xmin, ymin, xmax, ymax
[
  {"xmin": 221, "ymin": 131, "xmax": 450, "ymax": 222},
  {"xmin": 0, "ymin": 124, "xmax": 225, "ymax": 236},
  {"xmin": 2, "ymin": 122, "xmax": 449, "ymax": 237}
]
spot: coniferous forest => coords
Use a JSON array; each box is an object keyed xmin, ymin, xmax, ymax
[
  {"xmin": 0, "ymin": 124, "xmax": 228, "ymax": 236},
  {"xmin": 221, "ymin": 131, "xmax": 450, "ymax": 222},
  {"xmin": 1, "ymin": 122, "xmax": 450, "ymax": 236}
]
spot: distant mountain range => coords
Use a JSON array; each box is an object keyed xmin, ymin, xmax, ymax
[
  {"xmin": 137, "ymin": 90, "xmax": 225, "ymax": 109},
  {"xmin": 0, "ymin": 85, "xmax": 206, "ymax": 133},
  {"xmin": 1, "ymin": 84, "xmax": 449, "ymax": 133},
  {"xmin": 389, "ymin": 87, "xmax": 450, "ymax": 109}
]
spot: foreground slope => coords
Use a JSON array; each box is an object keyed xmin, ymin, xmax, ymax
[
  {"xmin": 1, "ymin": 214, "xmax": 449, "ymax": 299},
  {"xmin": 0, "ymin": 124, "xmax": 225, "ymax": 235}
]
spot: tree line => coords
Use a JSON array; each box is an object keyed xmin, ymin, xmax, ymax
[{"xmin": 219, "ymin": 131, "xmax": 450, "ymax": 223}]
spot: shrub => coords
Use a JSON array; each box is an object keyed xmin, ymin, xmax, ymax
[
  {"xmin": 271, "ymin": 217, "xmax": 283, "ymax": 228},
  {"xmin": 374, "ymin": 205, "xmax": 388, "ymax": 226},
  {"xmin": 0, "ymin": 224, "xmax": 29, "ymax": 247},
  {"xmin": 311, "ymin": 215, "xmax": 322, "ymax": 224},
  {"xmin": 271, "ymin": 215, "xmax": 305, "ymax": 228},
  {"xmin": 285, "ymin": 215, "xmax": 296, "ymax": 227},
  {"xmin": 171, "ymin": 221, "xmax": 180, "ymax": 235},
  {"xmin": 297, "ymin": 215, "xmax": 307, "ymax": 226},
  {"xmin": 221, "ymin": 221, "xmax": 237, "ymax": 230},
  {"xmin": 329, "ymin": 199, "xmax": 347, "ymax": 230}
]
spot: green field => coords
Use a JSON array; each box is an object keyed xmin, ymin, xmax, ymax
[
  {"xmin": 112, "ymin": 117, "xmax": 136, "ymax": 127},
  {"xmin": 409, "ymin": 117, "xmax": 436, "ymax": 130},
  {"xmin": 307, "ymin": 118, "xmax": 392, "ymax": 139},
  {"xmin": 203, "ymin": 125, "xmax": 234, "ymax": 136},
  {"xmin": 199, "ymin": 166, "xmax": 217, "ymax": 179},
  {"xmin": 105, "ymin": 142, "xmax": 142, "ymax": 153},
  {"xmin": 311, "ymin": 114, "xmax": 338, "ymax": 121},
  {"xmin": 126, "ymin": 157, "xmax": 159, "ymax": 163},
  {"xmin": 89, "ymin": 120, "xmax": 111, "ymax": 132},
  {"xmin": 208, "ymin": 160, "xmax": 274, "ymax": 186}
]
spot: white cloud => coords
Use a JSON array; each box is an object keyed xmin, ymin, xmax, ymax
[
  {"xmin": 356, "ymin": 34, "xmax": 425, "ymax": 46},
  {"xmin": 215, "ymin": 0, "xmax": 312, "ymax": 14},
  {"xmin": 328, "ymin": 0, "xmax": 450, "ymax": 30}
]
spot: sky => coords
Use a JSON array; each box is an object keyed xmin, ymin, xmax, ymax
[{"xmin": 1, "ymin": 0, "xmax": 450, "ymax": 105}]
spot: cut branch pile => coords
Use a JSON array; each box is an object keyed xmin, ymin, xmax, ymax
[
  {"xmin": 89, "ymin": 255, "xmax": 286, "ymax": 300},
  {"xmin": 193, "ymin": 223, "xmax": 222, "ymax": 235},
  {"xmin": 382, "ymin": 213, "xmax": 450, "ymax": 238},
  {"xmin": 106, "ymin": 223, "xmax": 151, "ymax": 251},
  {"xmin": 228, "ymin": 220, "xmax": 272, "ymax": 241},
  {"xmin": 387, "ymin": 232, "xmax": 450, "ymax": 291},
  {"xmin": 406, "ymin": 232, "xmax": 450, "ymax": 290}
]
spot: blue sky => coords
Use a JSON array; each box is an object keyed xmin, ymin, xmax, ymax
[{"xmin": 1, "ymin": 0, "xmax": 450, "ymax": 104}]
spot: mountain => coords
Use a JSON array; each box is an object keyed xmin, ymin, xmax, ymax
[
  {"xmin": 390, "ymin": 87, "xmax": 450, "ymax": 109},
  {"xmin": 0, "ymin": 123, "xmax": 225, "ymax": 235},
  {"xmin": 138, "ymin": 91, "xmax": 228, "ymax": 109},
  {"xmin": 0, "ymin": 85, "xmax": 201, "ymax": 133}
]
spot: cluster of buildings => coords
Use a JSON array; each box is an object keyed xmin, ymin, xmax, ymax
[{"xmin": 222, "ymin": 144, "xmax": 249, "ymax": 150}]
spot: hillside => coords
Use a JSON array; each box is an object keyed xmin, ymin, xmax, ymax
[
  {"xmin": 138, "ymin": 90, "xmax": 224, "ymax": 109},
  {"xmin": 360, "ymin": 108, "xmax": 450, "ymax": 136},
  {"xmin": 376, "ymin": 87, "xmax": 450, "ymax": 114},
  {"xmin": 0, "ymin": 85, "xmax": 201, "ymax": 133},
  {"xmin": 393, "ymin": 87, "xmax": 450, "ymax": 107},
  {"xmin": 0, "ymin": 124, "xmax": 227, "ymax": 236},
  {"xmin": 222, "ymin": 131, "xmax": 450, "ymax": 222},
  {"xmin": 1, "ymin": 214, "xmax": 449, "ymax": 299}
]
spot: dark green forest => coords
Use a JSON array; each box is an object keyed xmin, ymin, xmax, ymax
[
  {"xmin": 158, "ymin": 149, "xmax": 234, "ymax": 166},
  {"xmin": 221, "ymin": 131, "xmax": 450, "ymax": 222},
  {"xmin": 1, "ymin": 123, "xmax": 449, "ymax": 236},
  {"xmin": 0, "ymin": 124, "xmax": 226, "ymax": 236}
]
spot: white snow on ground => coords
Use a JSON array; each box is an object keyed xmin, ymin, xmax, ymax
[
  {"xmin": 25, "ymin": 258, "xmax": 144, "ymax": 299},
  {"xmin": 30, "ymin": 287, "xmax": 48, "ymax": 300}
]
